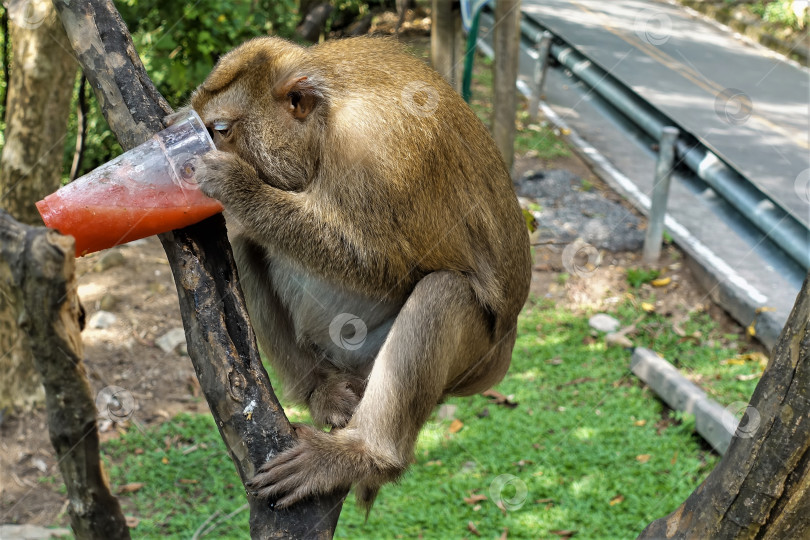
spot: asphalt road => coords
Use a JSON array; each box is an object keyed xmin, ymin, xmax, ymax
[{"xmin": 521, "ymin": 0, "xmax": 810, "ymax": 228}]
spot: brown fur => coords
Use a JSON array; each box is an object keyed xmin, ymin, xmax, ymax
[{"xmin": 185, "ymin": 36, "xmax": 531, "ymax": 510}]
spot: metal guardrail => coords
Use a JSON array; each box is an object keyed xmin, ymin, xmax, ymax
[{"xmin": 513, "ymin": 14, "xmax": 810, "ymax": 270}]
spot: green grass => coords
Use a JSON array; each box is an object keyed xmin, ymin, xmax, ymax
[
  {"xmin": 626, "ymin": 267, "xmax": 661, "ymax": 288},
  {"xmin": 83, "ymin": 296, "xmax": 761, "ymax": 539}
]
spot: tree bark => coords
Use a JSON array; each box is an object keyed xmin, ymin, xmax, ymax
[
  {"xmin": 51, "ymin": 0, "xmax": 345, "ymax": 536},
  {"xmin": 1, "ymin": 0, "xmax": 76, "ymax": 224},
  {"xmin": 0, "ymin": 0, "xmax": 77, "ymax": 413},
  {"xmin": 639, "ymin": 271, "xmax": 810, "ymax": 539},
  {"xmin": 0, "ymin": 209, "xmax": 130, "ymax": 539},
  {"xmin": 296, "ymin": 2, "xmax": 332, "ymax": 42},
  {"xmin": 492, "ymin": 0, "xmax": 521, "ymax": 172}
]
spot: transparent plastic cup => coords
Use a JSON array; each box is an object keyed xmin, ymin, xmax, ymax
[{"xmin": 36, "ymin": 110, "xmax": 222, "ymax": 256}]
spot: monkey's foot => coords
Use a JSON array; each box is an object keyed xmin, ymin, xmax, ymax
[
  {"xmin": 308, "ymin": 377, "xmax": 361, "ymax": 428},
  {"xmin": 247, "ymin": 425, "xmax": 402, "ymax": 509}
]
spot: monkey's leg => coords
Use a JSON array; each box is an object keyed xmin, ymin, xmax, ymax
[{"xmin": 249, "ymin": 271, "xmax": 502, "ymax": 509}]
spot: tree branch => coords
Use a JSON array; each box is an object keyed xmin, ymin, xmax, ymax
[
  {"xmin": 51, "ymin": 0, "xmax": 345, "ymax": 536},
  {"xmin": 0, "ymin": 209, "xmax": 130, "ymax": 539}
]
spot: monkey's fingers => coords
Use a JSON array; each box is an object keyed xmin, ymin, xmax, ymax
[
  {"xmin": 255, "ymin": 446, "xmax": 303, "ymax": 473},
  {"xmin": 273, "ymin": 486, "xmax": 317, "ymax": 509},
  {"xmin": 163, "ymin": 107, "xmax": 192, "ymax": 127},
  {"xmin": 251, "ymin": 456, "xmax": 307, "ymax": 489},
  {"xmin": 251, "ymin": 470, "xmax": 302, "ymax": 499}
]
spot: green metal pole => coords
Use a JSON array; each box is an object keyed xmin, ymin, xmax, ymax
[{"xmin": 462, "ymin": 9, "xmax": 481, "ymax": 103}]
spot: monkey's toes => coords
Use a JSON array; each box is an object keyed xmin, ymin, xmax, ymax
[{"xmin": 308, "ymin": 380, "xmax": 360, "ymax": 428}]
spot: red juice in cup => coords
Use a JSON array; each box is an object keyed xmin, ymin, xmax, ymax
[{"xmin": 36, "ymin": 110, "xmax": 222, "ymax": 257}]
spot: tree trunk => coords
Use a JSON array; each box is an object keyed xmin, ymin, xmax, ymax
[
  {"xmin": 0, "ymin": 209, "xmax": 130, "ymax": 539},
  {"xmin": 0, "ymin": 0, "xmax": 76, "ymax": 413},
  {"xmin": 51, "ymin": 1, "xmax": 345, "ymax": 536},
  {"xmin": 639, "ymin": 271, "xmax": 810, "ymax": 538},
  {"xmin": 1, "ymin": 0, "xmax": 76, "ymax": 224}
]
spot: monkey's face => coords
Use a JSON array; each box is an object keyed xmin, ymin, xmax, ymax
[{"xmin": 190, "ymin": 38, "xmax": 327, "ymax": 192}]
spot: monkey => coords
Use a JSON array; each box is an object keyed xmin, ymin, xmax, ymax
[{"xmin": 184, "ymin": 35, "xmax": 531, "ymax": 511}]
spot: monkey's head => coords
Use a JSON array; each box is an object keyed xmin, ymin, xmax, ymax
[{"xmin": 191, "ymin": 37, "xmax": 330, "ymax": 191}]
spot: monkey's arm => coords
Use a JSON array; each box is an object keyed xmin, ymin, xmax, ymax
[{"xmin": 199, "ymin": 150, "xmax": 409, "ymax": 293}]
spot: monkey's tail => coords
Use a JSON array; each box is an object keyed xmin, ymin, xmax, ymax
[{"xmin": 356, "ymin": 483, "xmax": 379, "ymax": 521}]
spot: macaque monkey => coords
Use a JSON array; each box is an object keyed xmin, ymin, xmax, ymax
[{"xmin": 184, "ymin": 36, "xmax": 531, "ymax": 510}]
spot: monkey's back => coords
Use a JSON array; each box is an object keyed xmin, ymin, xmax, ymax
[{"xmin": 309, "ymin": 37, "xmax": 531, "ymax": 323}]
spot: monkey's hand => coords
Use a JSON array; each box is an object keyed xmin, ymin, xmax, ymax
[
  {"xmin": 247, "ymin": 425, "xmax": 353, "ymax": 507},
  {"xmin": 195, "ymin": 150, "xmax": 262, "ymax": 206},
  {"xmin": 247, "ymin": 425, "xmax": 401, "ymax": 509}
]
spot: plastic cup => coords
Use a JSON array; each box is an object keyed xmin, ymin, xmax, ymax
[{"xmin": 36, "ymin": 109, "xmax": 222, "ymax": 257}]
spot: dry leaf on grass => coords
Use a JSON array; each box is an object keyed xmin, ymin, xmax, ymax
[
  {"xmin": 464, "ymin": 494, "xmax": 488, "ymax": 505},
  {"xmin": 550, "ymin": 530, "xmax": 577, "ymax": 538},
  {"xmin": 481, "ymin": 389, "xmax": 518, "ymax": 408}
]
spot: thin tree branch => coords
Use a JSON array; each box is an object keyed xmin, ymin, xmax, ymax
[{"xmin": 51, "ymin": 0, "xmax": 345, "ymax": 536}]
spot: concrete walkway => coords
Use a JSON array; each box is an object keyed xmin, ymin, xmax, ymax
[{"xmin": 522, "ymin": 0, "xmax": 810, "ymax": 228}]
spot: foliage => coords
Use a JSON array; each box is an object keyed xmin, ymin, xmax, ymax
[
  {"xmin": 80, "ymin": 297, "xmax": 761, "ymax": 538},
  {"xmin": 749, "ymin": 1, "xmax": 804, "ymax": 28},
  {"xmin": 723, "ymin": 0, "xmax": 808, "ymax": 29},
  {"xmin": 61, "ymin": 0, "xmax": 299, "ymax": 178},
  {"xmin": 626, "ymin": 267, "xmax": 661, "ymax": 288}
]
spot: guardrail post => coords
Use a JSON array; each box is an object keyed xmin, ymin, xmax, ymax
[
  {"xmin": 644, "ymin": 126, "xmax": 679, "ymax": 264},
  {"xmin": 529, "ymin": 31, "xmax": 553, "ymax": 122}
]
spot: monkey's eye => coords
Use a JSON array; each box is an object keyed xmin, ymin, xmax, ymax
[{"xmin": 208, "ymin": 120, "xmax": 232, "ymax": 140}]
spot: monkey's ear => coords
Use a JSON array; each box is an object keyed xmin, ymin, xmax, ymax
[{"xmin": 275, "ymin": 76, "xmax": 322, "ymax": 120}]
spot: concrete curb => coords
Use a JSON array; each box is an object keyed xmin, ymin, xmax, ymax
[{"xmin": 630, "ymin": 348, "xmax": 736, "ymax": 454}]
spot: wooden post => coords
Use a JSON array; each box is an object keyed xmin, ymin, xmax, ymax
[
  {"xmin": 453, "ymin": 9, "xmax": 464, "ymax": 94},
  {"xmin": 492, "ymin": 0, "xmax": 521, "ymax": 172},
  {"xmin": 431, "ymin": 0, "xmax": 461, "ymax": 89}
]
